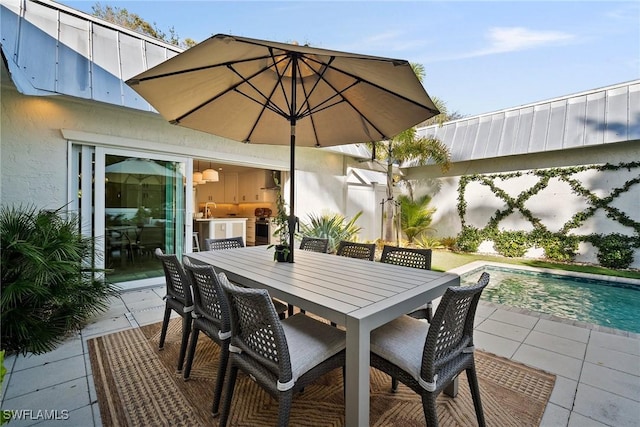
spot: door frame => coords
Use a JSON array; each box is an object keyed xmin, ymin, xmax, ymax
[{"xmin": 70, "ymin": 143, "xmax": 193, "ymax": 290}]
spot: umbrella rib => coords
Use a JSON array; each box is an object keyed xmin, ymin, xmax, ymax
[
  {"xmin": 227, "ymin": 60, "xmax": 290, "ymax": 118},
  {"xmin": 305, "ymin": 77, "xmax": 392, "ymax": 141},
  {"xmin": 292, "ymin": 55, "xmax": 333, "ymax": 118},
  {"xmin": 229, "ymin": 50, "xmax": 295, "ymax": 141},
  {"xmin": 318, "ymin": 60, "xmax": 439, "ymax": 116},
  {"xmin": 294, "ymin": 54, "xmax": 419, "ymax": 141},
  {"xmin": 174, "ymin": 60, "xmax": 287, "ymax": 124},
  {"xmin": 128, "ymin": 54, "xmax": 273, "ymax": 84}
]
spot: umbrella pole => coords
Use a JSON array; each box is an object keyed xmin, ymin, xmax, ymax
[
  {"xmin": 288, "ymin": 124, "xmax": 296, "ymax": 263},
  {"xmin": 287, "ymin": 57, "xmax": 299, "ymax": 263}
]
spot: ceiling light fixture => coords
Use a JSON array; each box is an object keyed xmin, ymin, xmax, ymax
[
  {"xmin": 202, "ymin": 161, "xmax": 219, "ymax": 182},
  {"xmin": 192, "ymin": 160, "xmax": 206, "ymax": 185}
]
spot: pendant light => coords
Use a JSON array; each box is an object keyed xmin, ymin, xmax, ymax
[
  {"xmin": 192, "ymin": 160, "xmax": 206, "ymax": 185},
  {"xmin": 202, "ymin": 161, "xmax": 219, "ymax": 182}
]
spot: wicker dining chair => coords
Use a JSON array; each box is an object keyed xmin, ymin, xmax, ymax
[
  {"xmin": 369, "ymin": 272, "xmax": 490, "ymax": 427},
  {"xmin": 205, "ymin": 236, "xmax": 245, "ymax": 251},
  {"xmin": 336, "ymin": 240, "xmax": 376, "ymax": 261},
  {"xmin": 299, "ymin": 236, "xmax": 329, "ymax": 253},
  {"xmin": 219, "ymin": 281, "xmax": 346, "ymax": 426},
  {"xmin": 204, "ymin": 236, "xmax": 288, "ymax": 319},
  {"xmin": 182, "ymin": 258, "xmax": 232, "ymax": 416},
  {"xmin": 155, "ymin": 248, "xmax": 194, "ymax": 371},
  {"xmin": 380, "ymin": 245, "xmax": 434, "ymax": 321}
]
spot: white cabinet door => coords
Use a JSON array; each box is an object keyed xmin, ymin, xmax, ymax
[
  {"xmin": 238, "ymin": 171, "xmax": 255, "ymax": 203},
  {"xmin": 199, "ymin": 176, "xmax": 225, "ymax": 203},
  {"xmin": 246, "ymin": 218, "xmax": 256, "ymax": 246},
  {"xmin": 224, "ymin": 172, "xmax": 238, "ymax": 203}
]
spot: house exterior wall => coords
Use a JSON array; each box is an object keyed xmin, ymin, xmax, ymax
[
  {"xmin": 405, "ymin": 141, "xmax": 640, "ymax": 267},
  {"xmin": 0, "ymin": 82, "xmax": 347, "ymax": 212}
]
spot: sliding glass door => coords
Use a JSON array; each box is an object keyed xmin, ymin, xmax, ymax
[{"xmin": 73, "ymin": 145, "xmax": 191, "ymax": 288}]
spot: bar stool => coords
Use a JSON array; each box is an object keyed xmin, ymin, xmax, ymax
[{"xmin": 192, "ymin": 232, "xmax": 200, "ymax": 252}]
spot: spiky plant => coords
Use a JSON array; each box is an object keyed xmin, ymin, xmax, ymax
[
  {"xmin": 398, "ymin": 194, "xmax": 436, "ymax": 243},
  {"xmin": 1, "ymin": 205, "xmax": 120, "ymax": 355},
  {"xmin": 299, "ymin": 211, "xmax": 363, "ymax": 253}
]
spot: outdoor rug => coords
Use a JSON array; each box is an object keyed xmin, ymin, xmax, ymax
[{"xmin": 88, "ymin": 318, "xmax": 556, "ymax": 426}]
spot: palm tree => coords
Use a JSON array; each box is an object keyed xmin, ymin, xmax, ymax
[
  {"xmin": 398, "ymin": 194, "xmax": 436, "ymax": 243},
  {"xmin": 371, "ymin": 63, "xmax": 452, "ymax": 243}
]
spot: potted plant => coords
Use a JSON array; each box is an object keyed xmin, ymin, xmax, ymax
[{"xmin": 267, "ymin": 172, "xmax": 291, "ymax": 262}]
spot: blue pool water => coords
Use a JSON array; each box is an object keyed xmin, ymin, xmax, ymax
[{"xmin": 461, "ymin": 267, "xmax": 640, "ymax": 334}]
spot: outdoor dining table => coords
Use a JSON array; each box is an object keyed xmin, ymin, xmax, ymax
[{"xmin": 186, "ymin": 245, "xmax": 460, "ymax": 427}]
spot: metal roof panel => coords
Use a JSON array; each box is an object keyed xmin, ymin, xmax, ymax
[
  {"xmin": 58, "ymin": 12, "xmax": 91, "ymax": 97},
  {"xmin": 416, "ymin": 80, "xmax": 639, "ymax": 162}
]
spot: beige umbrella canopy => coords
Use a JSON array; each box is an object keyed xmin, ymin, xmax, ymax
[{"xmin": 126, "ymin": 34, "xmax": 439, "ymax": 261}]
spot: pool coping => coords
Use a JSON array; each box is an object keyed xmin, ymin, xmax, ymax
[{"xmin": 448, "ymin": 261, "xmax": 640, "ymax": 339}]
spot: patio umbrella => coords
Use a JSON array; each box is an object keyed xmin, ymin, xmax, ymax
[
  {"xmin": 126, "ymin": 34, "xmax": 439, "ymax": 261},
  {"xmin": 105, "ymin": 158, "xmax": 175, "ymax": 184}
]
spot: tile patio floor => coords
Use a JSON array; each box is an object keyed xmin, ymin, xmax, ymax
[{"xmin": 2, "ymin": 274, "xmax": 639, "ymax": 426}]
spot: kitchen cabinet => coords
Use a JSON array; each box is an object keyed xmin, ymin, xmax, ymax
[
  {"xmin": 198, "ymin": 172, "xmax": 238, "ymax": 204},
  {"xmin": 238, "ymin": 170, "xmax": 276, "ymax": 203},
  {"xmin": 195, "ymin": 218, "xmax": 247, "ymax": 247},
  {"xmin": 198, "ymin": 174, "xmax": 224, "ymax": 203},
  {"xmin": 224, "ymin": 172, "xmax": 238, "ymax": 203},
  {"xmin": 246, "ymin": 217, "xmax": 256, "ymax": 246}
]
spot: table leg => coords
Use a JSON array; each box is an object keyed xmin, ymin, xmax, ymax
[{"xmin": 345, "ymin": 317, "xmax": 369, "ymax": 427}]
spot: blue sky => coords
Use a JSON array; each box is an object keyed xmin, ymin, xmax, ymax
[{"xmin": 60, "ymin": 1, "xmax": 639, "ymax": 117}]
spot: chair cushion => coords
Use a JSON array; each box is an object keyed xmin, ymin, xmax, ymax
[
  {"xmin": 370, "ymin": 315, "xmax": 429, "ymax": 383},
  {"xmin": 282, "ymin": 314, "xmax": 346, "ymax": 383}
]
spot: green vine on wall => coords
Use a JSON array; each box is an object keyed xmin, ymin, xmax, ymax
[{"xmin": 455, "ymin": 161, "xmax": 640, "ymax": 267}]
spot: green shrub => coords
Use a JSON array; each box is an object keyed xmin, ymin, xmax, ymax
[
  {"xmin": 454, "ymin": 226, "xmax": 482, "ymax": 252},
  {"xmin": 414, "ymin": 234, "xmax": 443, "ymax": 249},
  {"xmin": 591, "ymin": 233, "xmax": 635, "ymax": 269},
  {"xmin": 1, "ymin": 205, "xmax": 120, "ymax": 355},
  {"xmin": 299, "ymin": 211, "xmax": 363, "ymax": 254},
  {"xmin": 541, "ymin": 233, "xmax": 579, "ymax": 262},
  {"xmin": 439, "ymin": 236, "xmax": 457, "ymax": 250},
  {"xmin": 492, "ymin": 230, "xmax": 530, "ymax": 258},
  {"xmin": 0, "ymin": 350, "xmax": 7, "ymax": 424}
]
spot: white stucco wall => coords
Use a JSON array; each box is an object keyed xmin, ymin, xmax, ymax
[
  {"xmin": 1, "ymin": 83, "xmax": 347, "ymax": 211},
  {"xmin": 405, "ymin": 142, "xmax": 640, "ymax": 268}
]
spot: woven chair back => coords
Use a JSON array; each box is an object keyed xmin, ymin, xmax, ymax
[
  {"xmin": 183, "ymin": 260, "xmax": 231, "ymax": 333},
  {"xmin": 222, "ymin": 282, "xmax": 292, "ymax": 378},
  {"xmin": 336, "ymin": 241, "xmax": 376, "ymax": 261},
  {"xmin": 155, "ymin": 248, "xmax": 192, "ymax": 306},
  {"xmin": 380, "ymin": 245, "xmax": 432, "ymax": 270},
  {"xmin": 205, "ymin": 236, "xmax": 245, "ymax": 251},
  {"xmin": 299, "ymin": 236, "xmax": 329, "ymax": 253},
  {"xmin": 422, "ymin": 272, "xmax": 490, "ymax": 381}
]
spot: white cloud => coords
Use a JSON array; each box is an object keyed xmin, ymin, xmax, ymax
[
  {"xmin": 480, "ymin": 27, "xmax": 575, "ymax": 55},
  {"xmin": 420, "ymin": 26, "xmax": 576, "ymax": 63}
]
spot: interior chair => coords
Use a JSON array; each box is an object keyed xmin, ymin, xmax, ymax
[
  {"xmin": 204, "ymin": 236, "xmax": 288, "ymax": 319},
  {"xmin": 299, "ymin": 236, "xmax": 329, "ymax": 253},
  {"xmin": 380, "ymin": 245, "xmax": 434, "ymax": 321},
  {"xmin": 182, "ymin": 258, "xmax": 232, "ymax": 417},
  {"xmin": 219, "ymin": 281, "xmax": 346, "ymax": 426},
  {"xmin": 369, "ymin": 272, "xmax": 490, "ymax": 427},
  {"xmin": 336, "ymin": 240, "xmax": 376, "ymax": 261},
  {"xmin": 205, "ymin": 236, "xmax": 245, "ymax": 251},
  {"xmin": 155, "ymin": 248, "xmax": 194, "ymax": 371}
]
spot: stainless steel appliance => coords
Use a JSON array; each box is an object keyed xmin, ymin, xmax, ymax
[{"xmin": 255, "ymin": 218, "xmax": 270, "ymax": 246}]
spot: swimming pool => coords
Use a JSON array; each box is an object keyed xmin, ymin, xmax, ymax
[{"xmin": 461, "ymin": 266, "xmax": 640, "ymax": 334}]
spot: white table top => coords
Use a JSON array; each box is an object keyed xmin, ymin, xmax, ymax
[{"xmin": 186, "ymin": 245, "xmax": 459, "ymax": 426}]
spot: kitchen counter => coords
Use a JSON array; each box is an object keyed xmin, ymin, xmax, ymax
[{"xmin": 195, "ymin": 218, "xmax": 247, "ymax": 248}]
